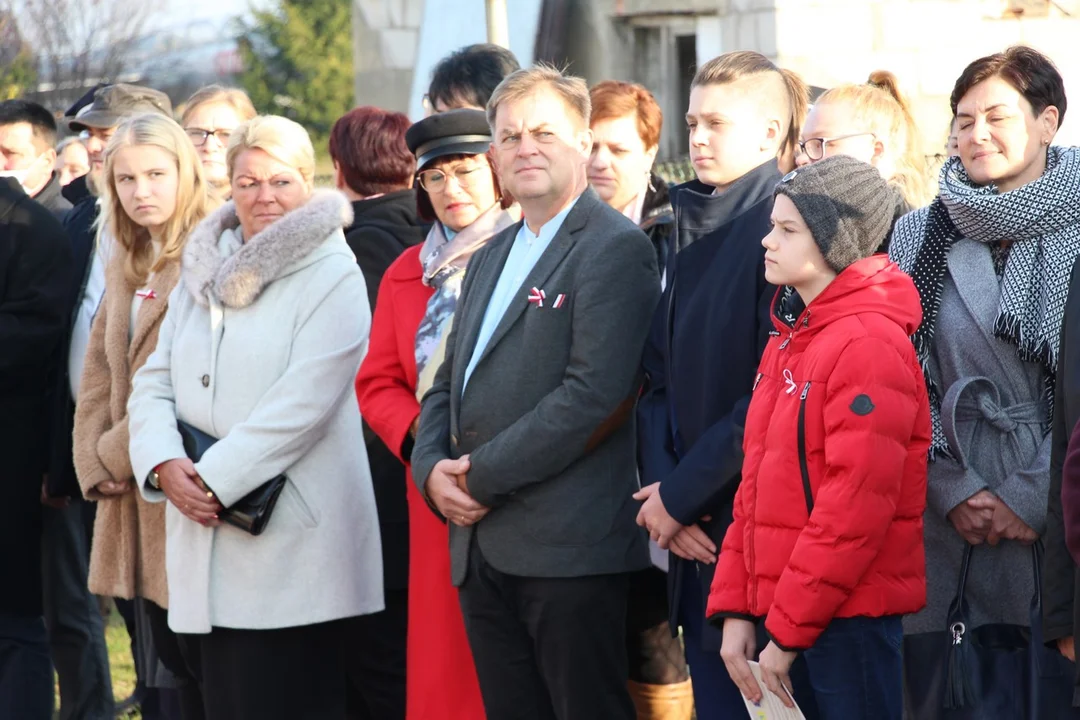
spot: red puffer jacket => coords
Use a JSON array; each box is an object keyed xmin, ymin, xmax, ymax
[{"xmin": 706, "ymin": 255, "xmax": 930, "ymax": 651}]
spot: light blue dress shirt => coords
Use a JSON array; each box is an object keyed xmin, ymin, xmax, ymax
[{"xmin": 463, "ymin": 198, "xmax": 579, "ymax": 389}]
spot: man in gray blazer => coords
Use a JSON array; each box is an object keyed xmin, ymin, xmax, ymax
[{"xmin": 411, "ymin": 65, "xmax": 661, "ymax": 719}]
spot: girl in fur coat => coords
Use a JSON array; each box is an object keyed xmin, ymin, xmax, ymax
[{"xmin": 73, "ymin": 112, "xmax": 217, "ymax": 712}]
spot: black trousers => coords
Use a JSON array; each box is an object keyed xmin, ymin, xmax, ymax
[
  {"xmin": 458, "ymin": 542, "xmax": 636, "ymax": 720},
  {"xmin": 0, "ymin": 613, "xmax": 53, "ymax": 720},
  {"xmin": 41, "ymin": 497, "xmax": 113, "ymax": 720},
  {"xmin": 175, "ymin": 619, "xmax": 347, "ymax": 720},
  {"xmin": 341, "ymin": 588, "xmax": 407, "ymax": 720},
  {"xmin": 144, "ymin": 601, "xmax": 207, "ymax": 720}
]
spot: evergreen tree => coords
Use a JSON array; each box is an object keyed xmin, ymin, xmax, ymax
[
  {"xmin": 236, "ymin": 0, "xmax": 353, "ymax": 148},
  {"xmin": 0, "ymin": 50, "xmax": 37, "ymax": 101},
  {"xmin": 0, "ymin": 12, "xmax": 37, "ymax": 100}
]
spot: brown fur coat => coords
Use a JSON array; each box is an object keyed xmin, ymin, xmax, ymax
[{"xmin": 73, "ymin": 245, "xmax": 179, "ymax": 609}]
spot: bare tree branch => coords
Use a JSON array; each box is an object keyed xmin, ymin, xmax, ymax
[{"xmin": 13, "ymin": 0, "xmax": 151, "ymax": 108}]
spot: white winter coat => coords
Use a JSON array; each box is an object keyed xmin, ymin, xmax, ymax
[{"xmin": 129, "ymin": 190, "xmax": 383, "ymax": 633}]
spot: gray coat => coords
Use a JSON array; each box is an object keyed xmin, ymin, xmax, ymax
[
  {"xmin": 901, "ymin": 236, "xmax": 1049, "ymax": 634},
  {"xmin": 410, "ymin": 189, "xmax": 660, "ymax": 586}
]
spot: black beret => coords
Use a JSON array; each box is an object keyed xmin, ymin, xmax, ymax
[
  {"xmin": 64, "ymin": 84, "xmax": 106, "ymax": 118},
  {"xmin": 406, "ymin": 108, "xmax": 491, "ymax": 170}
]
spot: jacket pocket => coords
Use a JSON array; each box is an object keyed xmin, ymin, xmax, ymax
[{"xmin": 280, "ymin": 480, "xmax": 319, "ymax": 530}]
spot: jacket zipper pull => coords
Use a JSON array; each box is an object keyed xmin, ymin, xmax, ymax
[
  {"xmin": 800, "ymin": 381, "xmax": 811, "ymax": 400},
  {"xmin": 753, "ymin": 372, "xmax": 763, "ymax": 391},
  {"xmin": 779, "ymin": 333, "xmax": 792, "ymax": 350}
]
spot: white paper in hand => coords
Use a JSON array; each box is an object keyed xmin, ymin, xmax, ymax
[{"xmin": 741, "ymin": 661, "xmax": 806, "ymax": 720}]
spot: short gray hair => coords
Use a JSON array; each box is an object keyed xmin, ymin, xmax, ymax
[{"xmin": 486, "ymin": 64, "xmax": 591, "ymax": 129}]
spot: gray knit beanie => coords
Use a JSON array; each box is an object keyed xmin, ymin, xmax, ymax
[{"xmin": 774, "ymin": 155, "xmax": 896, "ymax": 273}]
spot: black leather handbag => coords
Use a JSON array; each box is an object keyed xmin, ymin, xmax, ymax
[
  {"xmin": 177, "ymin": 420, "xmax": 287, "ymax": 536},
  {"xmin": 903, "ymin": 542, "xmax": 1079, "ymax": 719}
]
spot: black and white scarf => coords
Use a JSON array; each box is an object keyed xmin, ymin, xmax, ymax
[{"xmin": 891, "ymin": 146, "xmax": 1080, "ymax": 458}]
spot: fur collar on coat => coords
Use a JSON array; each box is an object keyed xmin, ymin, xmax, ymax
[{"xmin": 183, "ymin": 188, "xmax": 354, "ymax": 309}]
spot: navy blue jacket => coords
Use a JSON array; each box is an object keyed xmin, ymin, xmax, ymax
[
  {"xmin": 44, "ymin": 194, "xmax": 98, "ymax": 499},
  {"xmin": 638, "ymin": 159, "xmax": 780, "ymax": 650}
]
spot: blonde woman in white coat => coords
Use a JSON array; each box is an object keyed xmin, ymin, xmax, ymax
[{"xmin": 127, "ymin": 115, "xmax": 383, "ymax": 720}]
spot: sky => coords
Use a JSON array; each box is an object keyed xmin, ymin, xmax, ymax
[{"xmin": 146, "ymin": 0, "xmax": 269, "ymax": 32}]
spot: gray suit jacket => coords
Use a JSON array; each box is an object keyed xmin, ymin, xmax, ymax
[{"xmin": 411, "ymin": 189, "xmax": 660, "ymax": 585}]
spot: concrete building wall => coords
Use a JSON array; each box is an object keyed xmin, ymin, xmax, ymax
[
  {"xmin": 352, "ymin": 0, "xmax": 542, "ymax": 119},
  {"xmin": 772, "ymin": 0, "xmax": 1080, "ymax": 150},
  {"xmin": 589, "ymin": 0, "xmax": 1080, "ymax": 155},
  {"xmin": 354, "ymin": 0, "xmax": 1080, "ymax": 151},
  {"xmin": 352, "ymin": 0, "xmax": 424, "ymax": 113}
]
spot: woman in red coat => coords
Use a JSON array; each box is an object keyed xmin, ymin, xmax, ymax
[
  {"xmin": 707, "ymin": 156, "xmax": 930, "ymax": 720},
  {"xmin": 355, "ymin": 109, "xmax": 517, "ymax": 720}
]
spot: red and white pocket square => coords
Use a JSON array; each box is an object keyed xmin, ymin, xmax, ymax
[{"xmin": 528, "ymin": 288, "xmax": 566, "ymax": 309}]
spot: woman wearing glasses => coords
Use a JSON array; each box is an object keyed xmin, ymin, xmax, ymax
[
  {"xmin": 181, "ymin": 86, "xmax": 257, "ymax": 198},
  {"xmin": 797, "ymin": 71, "xmax": 931, "ymax": 216},
  {"xmin": 356, "ymin": 109, "xmax": 517, "ymax": 720}
]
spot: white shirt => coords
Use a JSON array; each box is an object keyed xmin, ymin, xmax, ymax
[
  {"xmin": 69, "ymin": 231, "xmax": 114, "ymax": 400},
  {"xmin": 462, "ymin": 197, "xmax": 578, "ymax": 389}
]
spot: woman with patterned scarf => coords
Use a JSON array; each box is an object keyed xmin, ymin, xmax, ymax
[
  {"xmin": 890, "ymin": 46, "xmax": 1080, "ymax": 715},
  {"xmin": 355, "ymin": 108, "xmax": 517, "ymax": 720}
]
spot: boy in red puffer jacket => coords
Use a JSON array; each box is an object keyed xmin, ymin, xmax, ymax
[{"xmin": 708, "ymin": 155, "xmax": 930, "ymax": 719}]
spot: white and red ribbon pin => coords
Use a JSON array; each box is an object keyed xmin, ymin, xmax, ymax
[
  {"xmin": 135, "ymin": 289, "xmax": 157, "ymax": 300},
  {"xmin": 528, "ymin": 288, "xmax": 567, "ymax": 309}
]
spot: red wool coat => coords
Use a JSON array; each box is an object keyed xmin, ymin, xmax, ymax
[
  {"xmin": 706, "ymin": 255, "xmax": 930, "ymax": 651},
  {"xmin": 355, "ymin": 245, "xmax": 486, "ymax": 720}
]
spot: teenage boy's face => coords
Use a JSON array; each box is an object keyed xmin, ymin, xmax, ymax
[
  {"xmin": 762, "ymin": 194, "xmax": 831, "ymax": 287},
  {"xmin": 686, "ymin": 80, "xmax": 780, "ymax": 193}
]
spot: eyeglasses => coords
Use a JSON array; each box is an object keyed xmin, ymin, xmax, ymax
[
  {"xmin": 797, "ymin": 133, "xmax": 875, "ymax": 161},
  {"xmin": 186, "ymin": 128, "xmax": 232, "ymax": 147},
  {"xmin": 417, "ymin": 164, "xmax": 484, "ymax": 193}
]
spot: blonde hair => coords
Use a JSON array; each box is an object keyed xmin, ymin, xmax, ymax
[
  {"xmin": 692, "ymin": 51, "xmax": 809, "ymax": 165},
  {"xmin": 180, "ymin": 85, "xmax": 257, "ymax": 126},
  {"xmin": 226, "ymin": 115, "xmax": 316, "ymax": 186},
  {"xmin": 815, "ymin": 71, "xmax": 932, "ymax": 208},
  {"xmin": 98, "ymin": 113, "xmax": 217, "ymax": 286},
  {"xmin": 486, "ymin": 63, "xmax": 591, "ymax": 130}
]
